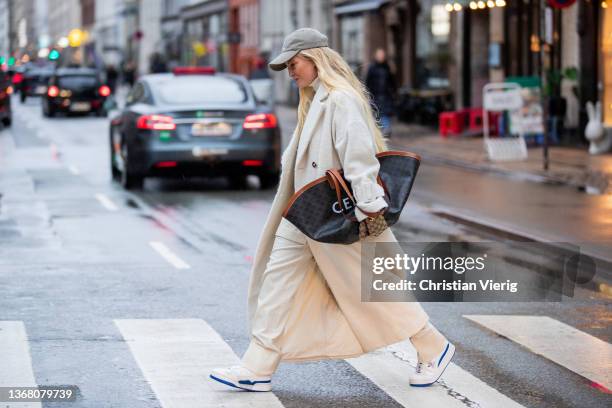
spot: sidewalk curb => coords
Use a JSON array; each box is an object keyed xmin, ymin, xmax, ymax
[
  {"xmin": 393, "ymin": 144, "xmax": 579, "ymax": 187},
  {"xmin": 430, "ymin": 204, "xmax": 612, "ymax": 296}
]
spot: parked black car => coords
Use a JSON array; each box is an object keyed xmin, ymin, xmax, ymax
[
  {"xmin": 42, "ymin": 67, "xmax": 111, "ymax": 117},
  {"xmin": 0, "ymin": 70, "xmax": 12, "ymax": 127},
  {"xmin": 19, "ymin": 67, "xmax": 54, "ymax": 103},
  {"xmin": 109, "ymin": 67, "xmax": 281, "ymax": 190}
]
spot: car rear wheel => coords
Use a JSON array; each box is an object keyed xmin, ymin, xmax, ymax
[
  {"xmin": 228, "ymin": 173, "xmax": 248, "ymax": 190},
  {"xmin": 109, "ymin": 133, "xmax": 120, "ymax": 181},
  {"xmin": 259, "ymin": 172, "xmax": 280, "ymax": 189},
  {"xmin": 120, "ymin": 142, "xmax": 144, "ymax": 190},
  {"xmin": 43, "ymin": 103, "xmax": 55, "ymax": 117}
]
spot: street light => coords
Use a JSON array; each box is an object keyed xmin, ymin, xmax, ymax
[
  {"xmin": 68, "ymin": 29, "xmax": 84, "ymax": 47},
  {"xmin": 57, "ymin": 37, "xmax": 69, "ymax": 48}
]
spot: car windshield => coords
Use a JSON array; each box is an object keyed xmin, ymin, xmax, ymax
[
  {"xmin": 58, "ymin": 75, "xmax": 98, "ymax": 89},
  {"xmin": 154, "ymin": 76, "xmax": 248, "ymax": 105}
]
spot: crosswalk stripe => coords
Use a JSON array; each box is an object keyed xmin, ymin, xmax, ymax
[
  {"xmin": 95, "ymin": 193, "xmax": 119, "ymax": 211},
  {"xmin": 0, "ymin": 321, "xmax": 42, "ymax": 407},
  {"xmin": 149, "ymin": 241, "xmax": 190, "ymax": 270},
  {"xmin": 346, "ymin": 340, "xmax": 525, "ymax": 408},
  {"xmin": 114, "ymin": 319, "xmax": 284, "ymax": 408},
  {"xmin": 464, "ymin": 315, "xmax": 612, "ymax": 390}
]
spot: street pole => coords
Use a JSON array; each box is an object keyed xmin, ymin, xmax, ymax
[{"xmin": 540, "ymin": 0, "xmax": 550, "ymax": 171}]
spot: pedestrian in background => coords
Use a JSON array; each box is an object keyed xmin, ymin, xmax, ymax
[
  {"xmin": 210, "ymin": 28, "xmax": 455, "ymax": 392},
  {"xmin": 365, "ymin": 48, "xmax": 396, "ymax": 137},
  {"xmin": 123, "ymin": 61, "xmax": 136, "ymax": 87},
  {"xmin": 149, "ymin": 53, "xmax": 168, "ymax": 74},
  {"xmin": 105, "ymin": 65, "xmax": 118, "ymax": 92},
  {"xmin": 248, "ymin": 54, "xmax": 270, "ymax": 80}
]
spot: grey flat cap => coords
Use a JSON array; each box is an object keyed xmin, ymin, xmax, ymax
[{"xmin": 269, "ymin": 28, "xmax": 328, "ymax": 71}]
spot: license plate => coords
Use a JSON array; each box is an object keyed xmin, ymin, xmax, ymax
[
  {"xmin": 192, "ymin": 147, "xmax": 229, "ymax": 158},
  {"xmin": 35, "ymin": 86, "xmax": 46, "ymax": 94},
  {"xmin": 191, "ymin": 121, "xmax": 232, "ymax": 136},
  {"xmin": 70, "ymin": 102, "xmax": 91, "ymax": 112}
]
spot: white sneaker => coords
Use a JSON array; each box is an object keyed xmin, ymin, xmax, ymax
[
  {"xmin": 209, "ymin": 365, "xmax": 272, "ymax": 392},
  {"xmin": 409, "ymin": 342, "xmax": 456, "ymax": 387}
]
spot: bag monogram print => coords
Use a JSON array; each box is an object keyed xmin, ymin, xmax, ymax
[{"xmin": 283, "ymin": 151, "xmax": 421, "ymax": 244}]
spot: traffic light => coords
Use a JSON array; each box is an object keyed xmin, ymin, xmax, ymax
[
  {"xmin": 7, "ymin": 57, "xmax": 15, "ymax": 66},
  {"xmin": 48, "ymin": 49, "xmax": 60, "ymax": 61},
  {"xmin": 0, "ymin": 56, "xmax": 5, "ymax": 64}
]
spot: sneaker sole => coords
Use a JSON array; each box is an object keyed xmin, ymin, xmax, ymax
[
  {"xmin": 409, "ymin": 343, "xmax": 456, "ymax": 387},
  {"xmin": 209, "ymin": 374, "xmax": 272, "ymax": 392}
]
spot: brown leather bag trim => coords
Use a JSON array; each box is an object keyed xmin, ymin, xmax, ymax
[
  {"xmin": 376, "ymin": 150, "xmax": 422, "ymax": 161},
  {"xmin": 282, "ymin": 150, "xmax": 419, "ymax": 218}
]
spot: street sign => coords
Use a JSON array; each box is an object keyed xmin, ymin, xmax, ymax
[
  {"xmin": 483, "ymin": 88, "xmax": 523, "ymax": 111},
  {"xmin": 483, "ymin": 82, "xmax": 528, "ymax": 162}
]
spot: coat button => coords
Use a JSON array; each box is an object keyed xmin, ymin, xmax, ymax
[{"xmin": 312, "ymin": 161, "xmax": 317, "ymax": 168}]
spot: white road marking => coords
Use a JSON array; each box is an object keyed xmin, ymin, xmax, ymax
[
  {"xmin": 149, "ymin": 241, "xmax": 190, "ymax": 270},
  {"xmin": 68, "ymin": 165, "xmax": 80, "ymax": 175},
  {"xmin": 115, "ymin": 319, "xmax": 284, "ymax": 408},
  {"xmin": 347, "ymin": 340, "xmax": 525, "ymax": 408},
  {"xmin": 0, "ymin": 321, "xmax": 42, "ymax": 407},
  {"xmin": 465, "ymin": 315, "xmax": 612, "ymax": 390},
  {"xmin": 95, "ymin": 193, "xmax": 119, "ymax": 212}
]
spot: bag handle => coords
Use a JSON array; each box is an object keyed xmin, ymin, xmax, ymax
[
  {"xmin": 326, "ymin": 169, "xmax": 357, "ymax": 220},
  {"xmin": 326, "ymin": 169, "xmax": 386, "ymax": 220}
]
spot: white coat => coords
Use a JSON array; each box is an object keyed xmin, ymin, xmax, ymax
[{"xmin": 247, "ymin": 81, "xmax": 429, "ymax": 362}]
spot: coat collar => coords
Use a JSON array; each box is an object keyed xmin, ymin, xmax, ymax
[{"xmin": 295, "ymin": 81, "xmax": 329, "ymax": 166}]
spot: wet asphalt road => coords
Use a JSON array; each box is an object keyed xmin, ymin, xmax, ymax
[{"xmin": 0, "ymin": 95, "xmax": 609, "ymax": 408}]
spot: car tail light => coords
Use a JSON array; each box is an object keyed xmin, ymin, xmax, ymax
[
  {"xmin": 47, "ymin": 85, "xmax": 59, "ymax": 97},
  {"xmin": 242, "ymin": 160, "xmax": 264, "ymax": 167},
  {"xmin": 155, "ymin": 161, "xmax": 178, "ymax": 168},
  {"xmin": 98, "ymin": 85, "xmax": 111, "ymax": 97},
  {"xmin": 243, "ymin": 113, "xmax": 277, "ymax": 129},
  {"xmin": 12, "ymin": 73, "xmax": 23, "ymax": 84},
  {"xmin": 136, "ymin": 114, "xmax": 176, "ymax": 131}
]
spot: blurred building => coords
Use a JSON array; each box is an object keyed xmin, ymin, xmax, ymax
[
  {"xmin": 47, "ymin": 0, "xmax": 82, "ymax": 64},
  {"xmin": 160, "ymin": 0, "xmax": 191, "ymax": 70},
  {"xmin": 229, "ymin": 0, "xmax": 259, "ymax": 77},
  {"xmin": 260, "ymin": 0, "xmax": 334, "ymax": 104},
  {"xmin": 179, "ymin": 0, "xmax": 229, "ymax": 71},
  {"xmin": 138, "ymin": 0, "xmax": 164, "ymax": 75},
  {"xmin": 47, "ymin": 0, "xmax": 81, "ymax": 47},
  {"xmin": 0, "ymin": 0, "xmax": 10, "ymax": 61},
  {"xmin": 94, "ymin": 0, "xmax": 125, "ymax": 68},
  {"xmin": 10, "ymin": 0, "xmax": 37, "ymax": 60}
]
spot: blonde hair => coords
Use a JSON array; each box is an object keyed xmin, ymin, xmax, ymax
[{"xmin": 295, "ymin": 47, "xmax": 387, "ymax": 153}]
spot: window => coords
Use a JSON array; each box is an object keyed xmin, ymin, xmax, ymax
[
  {"xmin": 340, "ymin": 15, "xmax": 364, "ymax": 74},
  {"xmin": 416, "ymin": 0, "xmax": 451, "ymax": 88},
  {"xmin": 154, "ymin": 77, "xmax": 247, "ymax": 105},
  {"xmin": 58, "ymin": 76, "xmax": 98, "ymax": 89}
]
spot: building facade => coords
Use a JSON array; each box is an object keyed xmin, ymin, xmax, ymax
[
  {"xmin": 260, "ymin": 0, "xmax": 333, "ymax": 104},
  {"xmin": 179, "ymin": 0, "xmax": 229, "ymax": 71},
  {"xmin": 0, "ymin": 0, "xmax": 10, "ymax": 62}
]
